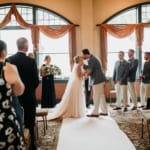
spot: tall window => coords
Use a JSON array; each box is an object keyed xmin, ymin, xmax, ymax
[
  {"xmin": 105, "ymin": 3, "xmax": 150, "ymax": 77},
  {"xmin": 0, "ymin": 4, "xmax": 70, "ymax": 77}
]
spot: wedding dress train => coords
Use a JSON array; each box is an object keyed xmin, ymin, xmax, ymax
[{"xmin": 48, "ymin": 63, "xmax": 86, "ymax": 120}]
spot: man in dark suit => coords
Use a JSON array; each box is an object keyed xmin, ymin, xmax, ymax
[
  {"xmin": 84, "ymin": 77, "xmax": 91, "ymax": 108},
  {"xmin": 139, "ymin": 52, "xmax": 150, "ymax": 109},
  {"xmin": 113, "ymin": 51, "xmax": 129, "ymax": 112},
  {"xmin": 8, "ymin": 37, "xmax": 39, "ymax": 150},
  {"xmin": 127, "ymin": 49, "xmax": 138, "ymax": 110}
]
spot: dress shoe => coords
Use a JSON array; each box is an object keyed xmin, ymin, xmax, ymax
[
  {"xmin": 142, "ymin": 107, "xmax": 150, "ymax": 110},
  {"xmin": 123, "ymin": 107, "xmax": 127, "ymax": 112},
  {"xmin": 113, "ymin": 107, "xmax": 121, "ymax": 110},
  {"xmin": 131, "ymin": 106, "xmax": 137, "ymax": 110},
  {"xmin": 138, "ymin": 105, "xmax": 145, "ymax": 108},
  {"xmin": 87, "ymin": 114, "xmax": 99, "ymax": 117},
  {"xmin": 99, "ymin": 113, "xmax": 108, "ymax": 116}
]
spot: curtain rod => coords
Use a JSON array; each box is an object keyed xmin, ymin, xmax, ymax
[
  {"xmin": 96, "ymin": 24, "xmax": 101, "ymax": 26},
  {"xmin": 74, "ymin": 24, "xmax": 79, "ymax": 27}
]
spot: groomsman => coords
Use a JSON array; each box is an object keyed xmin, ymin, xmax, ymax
[
  {"xmin": 82, "ymin": 49, "xmax": 108, "ymax": 117},
  {"xmin": 139, "ymin": 52, "xmax": 150, "ymax": 109},
  {"xmin": 113, "ymin": 51, "xmax": 129, "ymax": 112},
  {"xmin": 127, "ymin": 49, "xmax": 138, "ymax": 110}
]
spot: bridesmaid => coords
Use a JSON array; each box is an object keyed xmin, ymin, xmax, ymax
[{"xmin": 40, "ymin": 55, "xmax": 56, "ymax": 108}]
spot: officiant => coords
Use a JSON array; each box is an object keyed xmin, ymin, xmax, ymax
[{"xmin": 40, "ymin": 55, "xmax": 61, "ymax": 108}]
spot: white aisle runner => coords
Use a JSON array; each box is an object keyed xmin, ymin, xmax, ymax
[{"xmin": 57, "ymin": 117, "xmax": 135, "ymax": 150}]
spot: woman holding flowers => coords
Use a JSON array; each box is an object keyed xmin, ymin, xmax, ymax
[{"xmin": 40, "ymin": 55, "xmax": 61, "ymax": 108}]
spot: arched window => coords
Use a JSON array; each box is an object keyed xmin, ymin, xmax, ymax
[
  {"xmin": 105, "ymin": 3, "xmax": 150, "ymax": 77},
  {"xmin": 0, "ymin": 4, "xmax": 71, "ymax": 77}
]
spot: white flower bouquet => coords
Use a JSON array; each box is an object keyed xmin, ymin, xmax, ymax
[{"xmin": 43, "ymin": 65, "xmax": 61, "ymax": 76}]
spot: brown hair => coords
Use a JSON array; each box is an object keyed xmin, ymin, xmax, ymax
[{"xmin": 73, "ymin": 56, "xmax": 80, "ymax": 64}]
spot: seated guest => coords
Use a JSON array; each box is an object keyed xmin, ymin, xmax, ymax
[
  {"xmin": 0, "ymin": 40, "xmax": 25, "ymax": 149},
  {"xmin": 139, "ymin": 52, "xmax": 150, "ymax": 109}
]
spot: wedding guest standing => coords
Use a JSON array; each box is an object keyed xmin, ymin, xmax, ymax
[
  {"xmin": 127, "ymin": 49, "xmax": 138, "ymax": 110},
  {"xmin": 0, "ymin": 40, "xmax": 25, "ymax": 149},
  {"xmin": 82, "ymin": 49, "xmax": 108, "ymax": 117},
  {"xmin": 139, "ymin": 52, "xmax": 150, "ymax": 109},
  {"xmin": 113, "ymin": 51, "xmax": 129, "ymax": 112},
  {"xmin": 40, "ymin": 55, "xmax": 61, "ymax": 108},
  {"xmin": 8, "ymin": 37, "xmax": 39, "ymax": 150}
]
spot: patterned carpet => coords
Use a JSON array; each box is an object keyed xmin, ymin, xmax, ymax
[{"xmin": 36, "ymin": 107, "xmax": 150, "ymax": 150}]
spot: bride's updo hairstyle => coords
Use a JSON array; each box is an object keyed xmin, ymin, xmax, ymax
[{"xmin": 73, "ymin": 55, "xmax": 80, "ymax": 64}]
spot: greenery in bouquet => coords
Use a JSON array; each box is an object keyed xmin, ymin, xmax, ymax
[{"xmin": 43, "ymin": 65, "xmax": 61, "ymax": 76}]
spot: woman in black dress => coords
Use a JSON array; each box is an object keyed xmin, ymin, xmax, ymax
[
  {"xmin": 0, "ymin": 40, "xmax": 25, "ymax": 149},
  {"xmin": 40, "ymin": 55, "xmax": 56, "ymax": 108}
]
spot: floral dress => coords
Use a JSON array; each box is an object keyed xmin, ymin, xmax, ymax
[{"xmin": 0, "ymin": 62, "xmax": 25, "ymax": 149}]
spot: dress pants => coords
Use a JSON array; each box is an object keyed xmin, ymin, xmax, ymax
[
  {"xmin": 85, "ymin": 78, "xmax": 91, "ymax": 107},
  {"xmin": 128, "ymin": 82, "xmax": 137, "ymax": 107},
  {"xmin": 115, "ymin": 83, "xmax": 128, "ymax": 107},
  {"xmin": 140, "ymin": 82, "xmax": 150, "ymax": 106},
  {"xmin": 92, "ymin": 82, "xmax": 107, "ymax": 114},
  {"xmin": 140, "ymin": 82, "xmax": 145, "ymax": 106}
]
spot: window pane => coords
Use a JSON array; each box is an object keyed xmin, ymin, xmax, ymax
[
  {"xmin": 0, "ymin": 6, "xmax": 10, "ymax": 22},
  {"xmin": 142, "ymin": 27, "xmax": 150, "ymax": 63},
  {"xmin": 142, "ymin": 4, "xmax": 150, "ymax": 23},
  {"xmin": 0, "ymin": 29, "xmax": 33, "ymax": 56},
  {"xmin": 107, "ymin": 32, "xmax": 136, "ymax": 52},
  {"xmin": 107, "ymin": 32, "xmax": 136, "ymax": 77},
  {"xmin": 39, "ymin": 32, "xmax": 70, "ymax": 77},
  {"xmin": 107, "ymin": 8, "xmax": 137, "ymax": 24},
  {"xmin": 6, "ymin": 5, "xmax": 33, "ymax": 26},
  {"xmin": 36, "ymin": 8, "xmax": 69, "ymax": 25}
]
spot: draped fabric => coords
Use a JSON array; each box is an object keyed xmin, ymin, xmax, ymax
[
  {"xmin": 0, "ymin": 4, "xmax": 76, "ymax": 69},
  {"xmin": 100, "ymin": 23, "xmax": 147, "ymax": 72}
]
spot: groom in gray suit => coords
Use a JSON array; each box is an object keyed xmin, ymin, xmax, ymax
[{"xmin": 82, "ymin": 49, "xmax": 108, "ymax": 117}]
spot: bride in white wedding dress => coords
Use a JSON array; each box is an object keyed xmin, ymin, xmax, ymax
[{"xmin": 48, "ymin": 56, "xmax": 86, "ymax": 120}]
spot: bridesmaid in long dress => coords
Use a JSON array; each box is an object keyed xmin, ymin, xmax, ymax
[{"xmin": 40, "ymin": 55, "xmax": 56, "ymax": 108}]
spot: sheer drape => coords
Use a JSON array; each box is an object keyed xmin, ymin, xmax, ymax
[
  {"xmin": 100, "ymin": 24, "xmax": 146, "ymax": 72},
  {"xmin": 0, "ymin": 4, "xmax": 76, "ymax": 69}
]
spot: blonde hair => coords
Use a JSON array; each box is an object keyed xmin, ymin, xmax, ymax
[{"xmin": 73, "ymin": 55, "xmax": 80, "ymax": 64}]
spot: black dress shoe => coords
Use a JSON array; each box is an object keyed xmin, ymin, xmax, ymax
[
  {"xmin": 87, "ymin": 114, "xmax": 99, "ymax": 117},
  {"xmin": 138, "ymin": 105, "xmax": 145, "ymax": 108},
  {"xmin": 99, "ymin": 113, "xmax": 108, "ymax": 116},
  {"xmin": 123, "ymin": 107, "xmax": 127, "ymax": 112},
  {"xmin": 142, "ymin": 107, "xmax": 150, "ymax": 110},
  {"xmin": 131, "ymin": 106, "xmax": 137, "ymax": 110},
  {"xmin": 113, "ymin": 107, "xmax": 121, "ymax": 110}
]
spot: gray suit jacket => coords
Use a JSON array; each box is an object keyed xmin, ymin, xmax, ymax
[
  {"xmin": 86, "ymin": 55, "xmax": 106, "ymax": 85},
  {"xmin": 128, "ymin": 58, "xmax": 138, "ymax": 82},
  {"xmin": 113, "ymin": 60, "xmax": 129, "ymax": 85},
  {"xmin": 142, "ymin": 60, "xmax": 150, "ymax": 83}
]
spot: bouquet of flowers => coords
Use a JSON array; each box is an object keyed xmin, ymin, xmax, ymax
[{"xmin": 43, "ymin": 65, "xmax": 61, "ymax": 76}]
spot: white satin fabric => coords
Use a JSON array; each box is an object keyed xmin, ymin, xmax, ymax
[{"xmin": 48, "ymin": 63, "xmax": 86, "ymax": 120}]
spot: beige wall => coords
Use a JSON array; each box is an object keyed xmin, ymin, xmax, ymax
[{"xmin": 0, "ymin": 0, "xmax": 150, "ymax": 56}]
